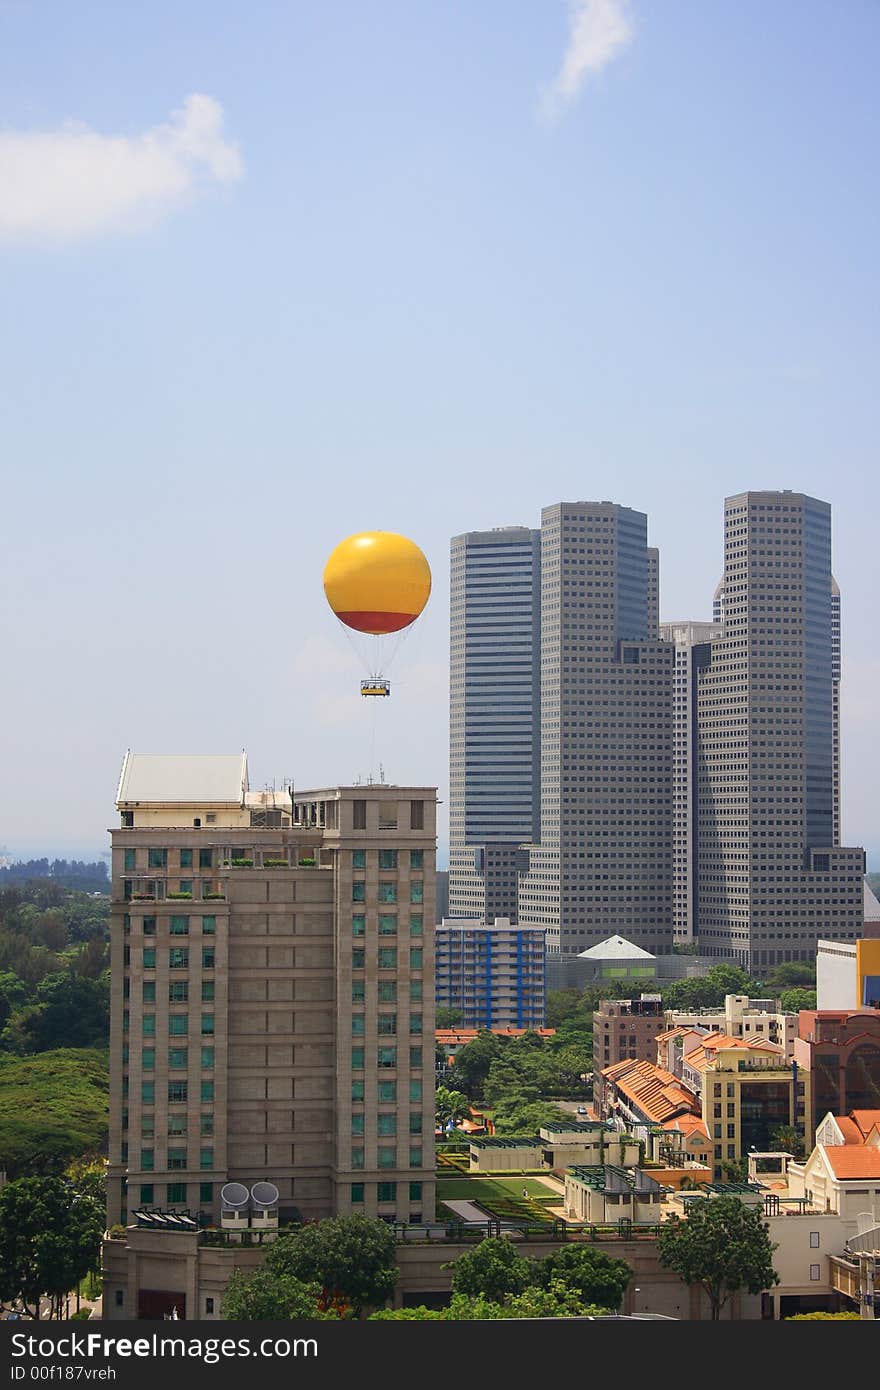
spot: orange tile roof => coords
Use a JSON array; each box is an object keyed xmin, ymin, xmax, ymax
[
  {"xmin": 435, "ymin": 1027, "xmax": 556, "ymax": 1044},
  {"xmin": 850, "ymin": 1110, "xmax": 880, "ymax": 1138},
  {"xmin": 684, "ymin": 1033, "xmax": 783, "ymax": 1073},
  {"xmin": 823, "ymin": 1146, "xmax": 880, "ymax": 1179},
  {"xmin": 835, "ymin": 1118, "xmax": 864, "ymax": 1145},
  {"xmin": 663, "ymin": 1114, "xmax": 710, "ymax": 1142},
  {"xmin": 603, "ymin": 1058, "xmax": 699, "ymax": 1125}
]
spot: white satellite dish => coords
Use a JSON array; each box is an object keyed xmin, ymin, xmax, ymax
[
  {"xmin": 251, "ymin": 1181, "xmax": 280, "ymax": 1208},
  {"xmin": 220, "ymin": 1182, "xmax": 250, "ymax": 1208}
]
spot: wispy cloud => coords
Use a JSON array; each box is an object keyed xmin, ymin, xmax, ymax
[
  {"xmin": 0, "ymin": 94, "xmax": 243, "ymax": 243},
  {"xmin": 540, "ymin": 0, "xmax": 635, "ymax": 122}
]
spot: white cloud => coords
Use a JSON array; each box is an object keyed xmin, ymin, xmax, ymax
[
  {"xmin": 540, "ymin": 0, "xmax": 635, "ymax": 121},
  {"xmin": 0, "ymin": 93, "xmax": 243, "ymax": 243}
]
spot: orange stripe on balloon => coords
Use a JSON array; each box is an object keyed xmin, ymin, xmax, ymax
[{"xmin": 336, "ymin": 610, "xmax": 417, "ymax": 635}]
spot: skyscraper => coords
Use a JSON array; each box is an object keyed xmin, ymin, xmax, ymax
[
  {"xmin": 448, "ymin": 527, "xmax": 541, "ymax": 922},
  {"xmin": 517, "ymin": 501, "xmax": 674, "ymax": 954},
  {"xmin": 658, "ymin": 620, "xmax": 723, "ymax": 944},
  {"xmin": 695, "ymin": 492, "xmax": 864, "ymax": 969}
]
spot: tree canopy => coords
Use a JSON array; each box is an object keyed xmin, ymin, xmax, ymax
[
  {"xmin": 0, "ymin": 1175, "xmax": 104, "ymax": 1319},
  {"xmin": 266, "ymin": 1215, "xmax": 398, "ymax": 1314},
  {"xmin": 445, "ymin": 1237, "xmax": 533, "ymax": 1301},
  {"xmin": 0, "ymin": 1048, "xmax": 109, "ymax": 1178},
  {"xmin": 537, "ymin": 1244, "xmax": 632, "ymax": 1312},
  {"xmin": 221, "ymin": 1267, "xmax": 326, "ymax": 1320},
  {"xmin": 656, "ymin": 1194, "xmax": 779, "ymax": 1319}
]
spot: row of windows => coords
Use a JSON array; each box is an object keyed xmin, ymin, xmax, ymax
[
  {"xmin": 351, "ymin": 1114, "xmax": 423, "ymax": 1136},
  {"xmin": 352, "ymin": 850, "xmax": 424, "ymax": 870},
  {"xmin": 351, "ymin": 1147, "xmax": 423, "ymax": 1169},
  {"xmin": 140, "ymin": 981, "xmax": 213, "ymax": 1002},
  {"xmin": 352, "ymin": 947, "xmax": 423, "ymax": 969},
  {"xmin": 352, "ymin": 882, "xmax": 424, "ymax": 904},
  {"xmin": 139, "ymin": 1148, "xmax": 214, "ymax": 1171},
  {"xmin": 126, "ymin": 1013, "xmax": 214, "ymax": 1037},
  {"xmin": 124, "ymin": 916, "xmax": 216, "ymax": 935},
  {"xmin": 127, "ymin": 1078, "xmax": 215, "ymax": 1101},
  {"xmin": 352, "ymin": 1047, "xmax": 422, "ymax": 1070},
  {"xmin": 137, "ymin": 1182, "xmax": 214, "ymax": 1205},
  {"xmin": 352, "ymin": 980, "xmax": 422, "ymax": 1003},
  {"xmin": 352, "ymin": 1079, "xmax": 422, "ymax": 1102},
  {"xmin": 351, "ymin": 1182, "xmax": 422, "ymax": 1204},
  {"xmin": 123, "ymin": 1113, "xmax": 214, "ymax": 1136},
  {"xmin": 351, "ymin": 1014, "xmax": 422, "ymax": 1035},
  {"xmin": 125, "ymin": 849, "xmax": 215, "ymax": 870}
]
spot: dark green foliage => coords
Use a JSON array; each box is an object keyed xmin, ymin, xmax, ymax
[
  {"xmin": 266, "ymin": 1215, "xmax": 398, "ymax": 1314},
  {"xmin": 445, "ymin": 1237, "xmax": 532, "ymax": 1301},
  {"xmin": 221, "ymin": 1267, "xmax": 325, "ymax": 1320},
  {"xmin": 2, "ymin": 974, "xmax": 109, "ymax": 1053},
  {"xmin": 656, "ymin": 1194, "xmax": 779, "ymax": 1319},
  {"xmin": 0, "ymin": 1048, "xmax": 109, "ymax": 1177},
  {"xmin": 761, "ymin": 960, "xmax": 816, "ymax": 991},
  {"xmin": 537, "ymin": 1244, "xmax": 632, "ymax": 1311},
  {"xmin": 0, "ymin": 1175, "xmax": 104, "ymax": 1318},
  {"xmin": 435, "ymin": 1006, "xmax": 463, "ymax": 1027},
  {"xmin": 779, "ymin": 988, "xmax": 817, "ymax": 1013}
]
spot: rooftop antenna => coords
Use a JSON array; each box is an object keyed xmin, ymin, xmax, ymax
[{"xmin": 378, "ymin": 762, "xmax": 385, "ymax": 785}]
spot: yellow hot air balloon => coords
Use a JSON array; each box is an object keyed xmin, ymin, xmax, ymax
[{"xmin": 323, "ymin": 532, "xmax": 432, "ymax": 696}]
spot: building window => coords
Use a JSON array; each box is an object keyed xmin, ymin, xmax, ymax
[
  {"xmin": 202, "ymin": 981, "xmax": 215, "ymax": 1002},
  {"xmin": 201, "ymin": 1046, "xmax": 214, "ymax": 1069},
  {"xmin": 378, "ymin": 883, "xmax": 397, "ymax": 904},
  {"xmin": 142, "ymin": 1049, "xmax": 155, "ymax": 1071},
  {"xmin": 377, "ymin": 1114, "xmax": 396, "ymax": 1136},
  {"xmin": 169, "ymin": 916, "xmax": 189, "ymax": 936},
  {"xmin": 168, "ymin": 1081, "xmax": 188, "ymax": 1103},
  {"xmin": 410, "ymin": 801, "xmax": 424, "ymax": 830},
  {"xmin": 148, "ymin": 849, "xmax": 167, "ymax": 869},
  {"xmin": 169, "ymin": 1014, "xmax": 188, "ymax": 1036},
  {"xmin": 200, "ymin": 1183, "xmax": 213, "ymax": 1203},
  {"xmin": 410, "ymin": 979, "xmax": 423, "ymax": 1003},
  {"xmin": 169, "ymin": 982, "xmax": 188, "ymax": 1002},
  {"xmin": 410, "ymin": 882, "xmax": 423, "ymax": 905},
  {"xmin": 199, "ymin": 849, "xmax": 213, "ymax": 870},
  {"xmin": 167, "ymin": 1183, "xmax": 187, "ymax": 1204},
  {"xmin": 200, "ymin": 1115, "xmax": 214, "ymax": 1136},
  {"xmin": 378, "ymin": 1080, "xmax": 396, "ymax": 1103},
  {"xmin": 379, "ymin": 849, "xmax": 398, "ymax": 870},
  {"xmin": 179, "ymin": 849, "xmax": 193, "ymax": 869},
  {"xmin": 351, "ymin": 1147, "xmax": 365, "ymax": 1170},
  {"xmin": 115, "ymin": 1291, "xmax": 124, "ymax": 1307},
  {"xmin": 201, "ymin": 1014, "xmax": 214, "ymax": 1035},
  {"xmin": 378, "ymin": 914, "xmax": 397, "ymax": 936},
  {"xmin": 378, "ymin": 981, "xmax": 397, "ymax": 1003},
  {"xmin": 410, "ymin": 1014, "xmax": 422, "ymax": 1035},
  {"xmin": 378, "ymin": 948, "xmax": 397, "ymax": 969},
  {"xmin": 351, "ymin": 1115, "xmax": 365, "ymax": 1137},
  {"xmin": 202, "ymin": 947, "xmax": 215, "ymax": 969},
  {"xmin": 409, "ymin": 1079, "xmax": 422, "ymax": 1102},
  {"xmin": 377, "ymin": 1145, "xmax": 396, "ymax": 1168},
  {"xmin": 410, "ymin": 851, "xmax": 423, "ymax": 870},
  {"xmin": 352, "ymin": 882, "xmax": 366, "ymax": 903},
  {"xmin": 352, "ymin": 1015, "xmax": 365, "ymax": 1037},
  {"xmin": 142, "ymin": 948, "xmax": 156, "ymax": 970},
  {"xmin": 352, "ymin": 981, "xmax": 365, "ymax": 1003},
  {"xmin": 409, "ymin": 1047, "xmax": 422, "ymax": 1068},
  {"xmin": 410, "ymin": 915, "xmax": 423, "ymax": 937},
  {"xmin": 351, "ymin": 1184, "xmax": 365, "ymax": 1203},
  {"xmin": 410, "ymin": 948, "xmax": 423, "ymax": 969},
  {"xmin": 377, "ymin": 1014, "xmax": 396, "ymax": 1036},
  {"xmin": 352, "ymin": 948, "xmax": 365, "ymax": 969},
  {"xmin": 142, "ymin": 981, "xmax": 156, "ymax": 1003},
  {"xmin": 809, "ymin": 1264, "xmax": 821, "ymax": 1281},
  {"xmin": 352, "ymin": 915, "xmax": 366, "ymax": 937},
  {"xmin": 200, "ymin": 1149, "xmax": 214, "ymax": 1170},
  {"xmin": 169, "ymin": 948, "xmax": 189, "ymax": 969},
  {"xmin": 409, "ymin": 1182, "xmax": 422, "ymax": 1201},
  {"xmin": 201, "ymin": 1080, "xmax": 214, "ymax": 1102},
  {"xmin": 124, "ymin": 849, "xmax": 136, "ymax": 871},
  {"xmin": 168, "ymin": 1048, "xmax": 187, "ymax": 1069},
  {"xmin": 352, "ymin": 1047, "xmax": 365, "ymax": 1071},
  {"xmin": 140, "ymin": 1148, "xmax": 154, "ymax": 1171},
  {"xmin": 409, "ymin": 1113, "xmax": 422, "ymax": 1135},
  {"xmin": 377, "ymin": 1047, "xmax": 396, "ymax": 1069},
  {"xmin": 202, "ymin": 916, "xmax": 216, "ymax": 935},
  {"xmin": 810, "ymin": 1231, "xmax": 820, "ymax": 1248},
  {"xmin": 141, "ymin": 1082, "xmax": 154, "ymax": 1104},
  {"xmin": 353, "ymin": 800, "xmax": 366, "ymax": 830},
  {"xmin": 139, "ymin": 1184, "xmax": 154, "ymax": 1204},
  {"xmin": 351, "ymin": 1080, "xmax": 365, "ymax": 1102},
  {"xmin": 409, "ymin": 1146, "xmax": 422, "ymax": 1167},
  {"xmin": 142, "ymin": 1014, "xmax": 155, "ymax": 1037},
  {"xmin": 167, "ymin": 1150, "xmax": 187, "ymax": 1171}
]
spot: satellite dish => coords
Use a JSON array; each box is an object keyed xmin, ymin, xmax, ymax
[
  {"xmin": 220, "ymin": 1182, "xmax": 249, "ymax": 1208},
  {"xmin": 251, "ymin": 1181, "xmax": 280, "ymax": 1208}
]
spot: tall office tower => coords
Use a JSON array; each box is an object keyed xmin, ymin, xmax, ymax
[
  {"xmin": 108, "ymin": 753, "xmax": 436, "ymax": 1233},
  {"xmin": 696, "ymin": 492, "xmax": 865, "ymax": 969},
  {"xmin": 448, "ymin": 527, "xmax": 541, "ymax": 922},
  {"xmin": 658, "ymin": 621, "xmax": 723, "ymax": 944},
  {"xmin": 831, "ymin": 576, "xmax": 841, "ymax": 846},
  {"xmin": 518, "ymin": 501, "xmax": 674, "ymax": 954}
]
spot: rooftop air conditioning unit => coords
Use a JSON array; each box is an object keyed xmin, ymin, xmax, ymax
[{"xmin": 220, "ymin": 1182, "xmax": 250, "ymax": 1226}]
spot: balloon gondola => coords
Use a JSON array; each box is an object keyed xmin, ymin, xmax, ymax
[{"xmin": 323, "ymin": 531, "xmax": 431, "ymax": 697}]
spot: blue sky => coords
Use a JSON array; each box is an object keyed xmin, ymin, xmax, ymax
[{"xmin": 0, "ymin": 1, "xmax": 878, "ymax": 865}]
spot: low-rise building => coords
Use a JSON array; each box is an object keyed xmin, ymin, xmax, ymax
[
  {"xmin": 794, "ymin": 1009, "xmax": 880, "ymax": 1143},
  {"xmin": 564, "ymin": 1165, "xmax": 665, "ymax": 1225},
  {"xmin": 592, "ymin": 995, "xmax": 665, "ymax": 1070},
  {"xmin": 665, "ymin": 995, "xmax": 796, "ymax": 1059}
]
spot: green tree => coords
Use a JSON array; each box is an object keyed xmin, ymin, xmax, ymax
[
  {"xmin": 762, "ymin": 961, "xmax": 816, "ymax": 992},
  {"xmin": 0, "ymin": 1175, "xmax": 103, "ymax": 1319},
  {"xmin": 447, "ymin": 1031, "xmax": 504, "ymax": 1100},
  {"xmin": 0, "ymin": 972, "xmax": 29, "ymax": 1031},
  {"xmin": 768, "ymin": 1125, "xmax": 805, "ymax": 1159},
  {"xmin": 656, "ymin": 1194, "xmax": 779, "ymax": 1320},
  {"xmin": 3, "ymin": 974, "xmax": 109, "ymax": 1054},
  {"xmin": 445, "ymin": 1236, "xmax": 533, "ymax": 1301},
  {"xmin": 779, "ymin": 988, "xmax": 817, "ymax": 1013},
  {"xmin": 0, "ymin": 1048, "xmax": 109, "ymax": 1178},
  {"xmin": 435, "ymin": 1007, "xmax": 463, "ymax": 1028},
  {"xmin": 544, "ymin": 988, "xmax": 584, "ymax": 1029},
  {"xmin": 266, "ymin": 1215, "xmax": 398, "ymax": 1315},
  {"xmin": 64, "ymin": 1157, "xmax": 107, "ymax": 1207},
  {"xmin": 221, "ymin": 1267, "xmax": 326, "ymax": 1320},
  {"xmin": 435, "ymin": 1086, "xmax": 470, "ymax": 1133},
  {"xmin": 538, "ymin": 1244, "xmax": 632, "ymax": 1312}
]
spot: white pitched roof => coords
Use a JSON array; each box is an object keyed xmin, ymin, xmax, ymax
[
  {"xmin": 116, "ymin": 752, "xmax": 248, "ymax": 806},
  {"xmin": 577, "ymin": 934, "xmax": 656, "ymax": 960}
]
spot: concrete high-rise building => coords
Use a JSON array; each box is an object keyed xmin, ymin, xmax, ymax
[
  {"xmin": 658, "ymin": 621, "xmax": 723, "ymax": 944},
  {"xmin": 108, "ymin": 753, "xmax": 436, "ymax": 1232},
  {"xmin": 448, "ymin": 527, "xmax": 541, "ymax": 922},
  {"xmin": 434, "ymin": 917, "xmax": 545, "ymax": 1029},
  {"xmin": 695, "ymin": 492, "xmax": 865, "ymax": 969},
  {"xmin": 518, "ymin": 501, "xmax": 674, "ymax": 954}
]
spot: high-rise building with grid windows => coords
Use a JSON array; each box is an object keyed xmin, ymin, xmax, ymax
[
  {"xmin": 695, "ymin": 492, "xmax": 864, "ymax": 969},
  {"xmin": 658, "ymin": 620, "xmax": 723, "ymax": 945},
  {"xmin": 517, "ymin": 501, "xmax": 674, "ymax": 954},
  {"xmin": 448, "ymin": 527, "xmax": 541, "ymax": 922},
  {"xmin": 107, "ymin": 753, "xmax": 436, "ymax": 1244}
]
